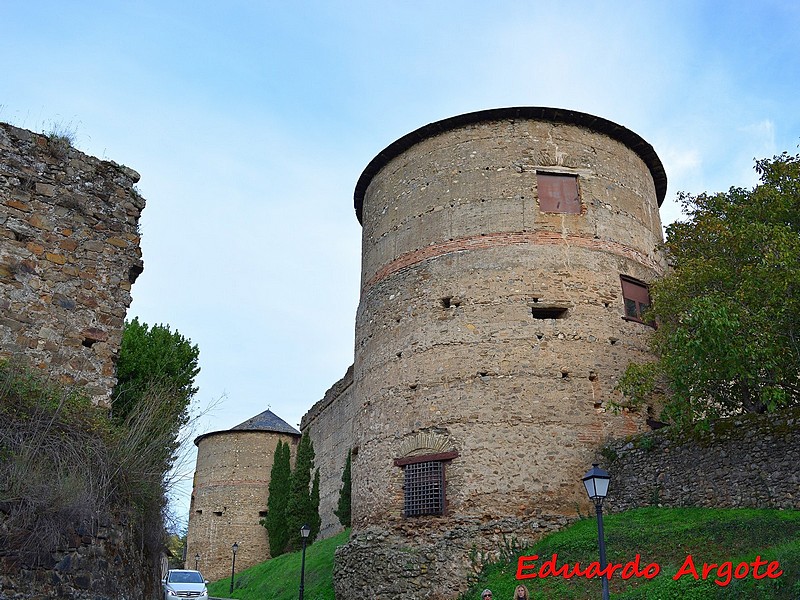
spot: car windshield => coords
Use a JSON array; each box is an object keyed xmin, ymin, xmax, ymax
[{"xmin": 168, "ymin": 571, "xmax": 204, "ymax": 583}]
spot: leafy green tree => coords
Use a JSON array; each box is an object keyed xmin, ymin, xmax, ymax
[
  {"xmin": 166, "ymin": 530, "xmax": 187, "ymax": 569},
  {"xmin": 261, "ymin": 440, "xmax": 292, "ymax": 557},
  {"xmin": 334, "ymin": 450, "xmax": 351, "ymax": 528},
  {"xmin": 113, "ymin": 317, "xmax": 200, "ymax": 431},
  {"xmin": 286, "ymin": 431, "xmax": 319, "ymax": 549},
  {"xmin": 619, "ymin": 151, "xmax": 800, "ymax": 426}
]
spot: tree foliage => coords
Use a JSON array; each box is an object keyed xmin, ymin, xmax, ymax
[
  {"xmin": 310, "ymin": 467, "xmax": 322, "ymax": 541},
  {"xmin": 334, "ymin": 450, "xmax": 351, "ymax": 528},
  {"xmin": 285, "ymin": 431, "xmax": 320, "ymax": 550},
  {"xmin": 113, "ymin": 317, "xmax": 200, "ymax": 434},
  {"xmin": 619, "ymin": 151, "xmax": 800, "ymax": 426},
  {"xmin": 261, "ymin": 440, "xmax": 292, "ymax": 557}
]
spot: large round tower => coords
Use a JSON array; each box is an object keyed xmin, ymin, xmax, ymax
[{"xmin": 336, "ymin": 108, "xmax": 667, "ymax": 598}]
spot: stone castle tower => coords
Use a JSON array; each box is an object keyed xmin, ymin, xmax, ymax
[
  {"xmin": 186, "ymin": 410, "xmax": 300, "ymax": 582},
  {"xmin": 331, "ymin": 107, "xmax": 668, "ymax": 598}
]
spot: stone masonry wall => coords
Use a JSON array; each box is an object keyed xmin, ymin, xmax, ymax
[
  {"xmin": 0, "ymin": 123, "xmax": 144, "ymax": 406},
  {"xmin": 603, "ymin": 407, "xmax": 800, "ymax": 512},
  {"xmin": 0, "ymin": 511, "xmax": 153, "ymax": 600},
  {"xmin": 187, "ymin": 430, "xmax": 300, "ymax": 582},
  {"xmin": 301, "ymin": 365, "xmax": 356, "ymax": 540}
]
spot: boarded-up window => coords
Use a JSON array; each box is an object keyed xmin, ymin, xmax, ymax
[
  {"xmin": 620, "ymin": 275, "xmax": 653, "ymax": 325},
  {"xmin": 537, "ymin": 173, "xmax": 580, "ymax": 214}
]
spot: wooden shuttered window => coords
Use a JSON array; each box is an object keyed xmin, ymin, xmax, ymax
[
  {"xmin": 620, "ymin": 275, "xmax": 653, "ymax": 325},
  {"xmin": 537, "ymin": 172, "xmax": 580, "ymax": 214}
]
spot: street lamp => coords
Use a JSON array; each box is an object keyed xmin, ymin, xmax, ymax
[
  {"xmin": 229, "ymin": 542, "xmax": 239, "ymax": 596},
  {"xmin": 194, "ymin": 553, "xmax": 200, "ymax": 570},
  {"xmin": 583, "ymin": 464, "xmax": 611, "ymax": 600},
  {"xmin": 299, "ymin": 524, "xmax": 311, "ymax": 600}
]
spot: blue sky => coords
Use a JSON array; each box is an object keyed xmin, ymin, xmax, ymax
[{"xmin": 3, "ymin": 1, "xmax": 799, "ymax": 523}]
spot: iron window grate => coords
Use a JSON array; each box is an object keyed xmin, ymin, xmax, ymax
[{"xmin": 403, "ymin": 460, "xmax": 445, "ymax": 517}]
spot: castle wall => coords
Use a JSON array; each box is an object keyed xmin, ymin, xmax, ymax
[
  {"xmin": 336, "ymin": 110, "xmax": 668, "ymax": 599},
  {"xmin": 0, "ymin": 511, "xmax": 152, "ymax": 600},
  {"xmin": 301, "ymin": 365, "xmax": 356, "ymax": 539},
  {"xmin": 0, "ymin": 124, "xmax": 152, "ymax": 598},
  {"xmin": 187, "ymin": 430, "xmax": 300, "ymax": 582},
  {"xmin": 604, "ymin": 407, "xmax": 800, "ymax": 512},
  {"xmin": 0, "ymin": 123, "xmax": 144, "ymax": 405}
]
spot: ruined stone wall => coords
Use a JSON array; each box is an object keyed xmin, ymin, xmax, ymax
[
  {"xmin": 301, "ymin": 365, "xmax": 356, "ymax": 539},
  {"xmin": 603, "ymin": 407, "xmax": 800, "ymax": 512},
  {"xmin": 187, "ymin": 430, "xmax": 300, "ymax": 582},
  {"xmin": 0, "ymin": 123, "xmax": 144, "ymax": 406},
  {"xmin": 336, "ymin": 109, "xmax": 668, "ymax": 599},
  {"xmin": 0, "ymin": 511, "xmax": 154, "ymax": 600}
]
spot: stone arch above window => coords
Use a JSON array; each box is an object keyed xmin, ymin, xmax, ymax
[
  {"xmin": 394, "ymin": 430, "xmax": 459, "ymax": 517},
  {"xmin": 398, "ymin": 430, "xmax": 456, "ymax": 458}
]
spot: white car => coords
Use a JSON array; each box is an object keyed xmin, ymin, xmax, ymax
[{"xmin": 162, "ymin": 569, "xmax": 210, "ymax": 599}]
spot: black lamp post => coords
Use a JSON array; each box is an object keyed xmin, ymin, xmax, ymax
[
  {"xmin": 299, "ymin": 524, "xmax": 311, "ymax": 600},
  {"xmin": 194, "ymin": 553, "xmax": 200, "ymax": 570},
  {"xmin": 229, "ymin": 542, "xmax": 239, "ymax": 596},
  {"xmin": 583, "ymin": 464, "xmax": 611, "ymax": 600}
]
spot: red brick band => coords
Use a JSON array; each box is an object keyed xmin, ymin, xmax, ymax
[{"xmin": 363, "ymin": 231, "xmax": 661, "ymax": 292}]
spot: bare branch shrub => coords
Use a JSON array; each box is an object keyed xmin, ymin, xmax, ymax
[
  {"xmin": 0, "ymin": 358, "xmax": 113, "ymax": 563},
  {"xmin": 0, "ymin": 358, "xmax": 207, "ymax": 574}
]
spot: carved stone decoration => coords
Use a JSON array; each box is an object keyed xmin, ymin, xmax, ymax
[{"xmin": 398, "ymin": 429, "xmax": 455, "ymax": 458}]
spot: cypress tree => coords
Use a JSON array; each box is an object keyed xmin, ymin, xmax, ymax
[
  {"xmin": 261, "ymin": 440, "xmax": 291, "ymax": 556},
  {"xmin": 310, "ymin": 468, "xmax": 322, "ymax": 540},
  {"xmin": 334, "ymin": 450, "xmax": 351, "ymax": 527},
  {"xmin": 285, "ymin": 431, "xmax": 319, "ymax": 549}
]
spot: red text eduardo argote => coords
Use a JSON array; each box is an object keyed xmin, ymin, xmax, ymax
[{"xmin": 516, "ymin": 553, "xmax": 782, "ymax": 587}]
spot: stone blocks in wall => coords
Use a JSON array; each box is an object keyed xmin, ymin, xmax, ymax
[
  {"xmin": 0, "ymin": 511, "xmax": 152, "ymax": 600},
  {"xmin": 0, "ymin": 123, "xmax": 144, "ymax": 405},
  {"xmin": 603, "ymin": 407, "xmax": 800, "ymax": 512}
]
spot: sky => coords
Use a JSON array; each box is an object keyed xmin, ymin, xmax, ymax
[{"xmin": 3, "ymin": 0, "xmax": 800, "ymax": 524}]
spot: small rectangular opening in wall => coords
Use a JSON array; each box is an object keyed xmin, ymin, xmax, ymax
[
  {"xmin": 531, "ymin": 306, "xmax": 568, "ymax": 319},
  {"xmin": 258, "ymin": 510, "xmax": 268, "ymax": 517},
  {"xmin": 213, "ymin": 511, "xmax": 223, "ymax": 516}
]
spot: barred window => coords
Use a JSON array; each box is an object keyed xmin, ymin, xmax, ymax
[
  {"xmin": 394, "ymin": 450, "xmax": 458, "ymax": 518},
  {"xmin": 403, "ymin": 460, "xmax": 445, "ymax": 517}
]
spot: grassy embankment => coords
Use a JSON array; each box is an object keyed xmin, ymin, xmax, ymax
[
  {"xmin": 208, "ymin": 530, "xmax": 347, "ymax": 600},
  {"xmin": 209, "ymin": 508, "xmax": 800, "ymax": 600}
]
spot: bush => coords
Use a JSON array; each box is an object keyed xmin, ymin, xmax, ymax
[{"xmin": 0, "ymin": 358, "xmax": 180, "ymax": 568}]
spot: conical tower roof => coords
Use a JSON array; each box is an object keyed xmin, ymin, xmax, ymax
[
  {"xmin": 231, "ymin": 409, "xmax": 300, "ymax": 435},
  {"xmin": 194, "ymin": 408, "xmax": 300, "ymax": 446}
]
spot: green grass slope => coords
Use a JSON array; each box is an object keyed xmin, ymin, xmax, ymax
[
  {"xmin": 208, "ymin": 529, "xmax": 348, "ymax": 600},
  {"xmin": 207, "ymin": 509, "xmax": 800, "ymax": 600},
  {"xmin": 463, "ymin": 507, "xmax": 800, "ymax": 600}
]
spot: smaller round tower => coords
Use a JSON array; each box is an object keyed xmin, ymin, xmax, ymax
[{"xmin": 186, "ymin": 410, "xmax": 300, "ymax": 582}]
